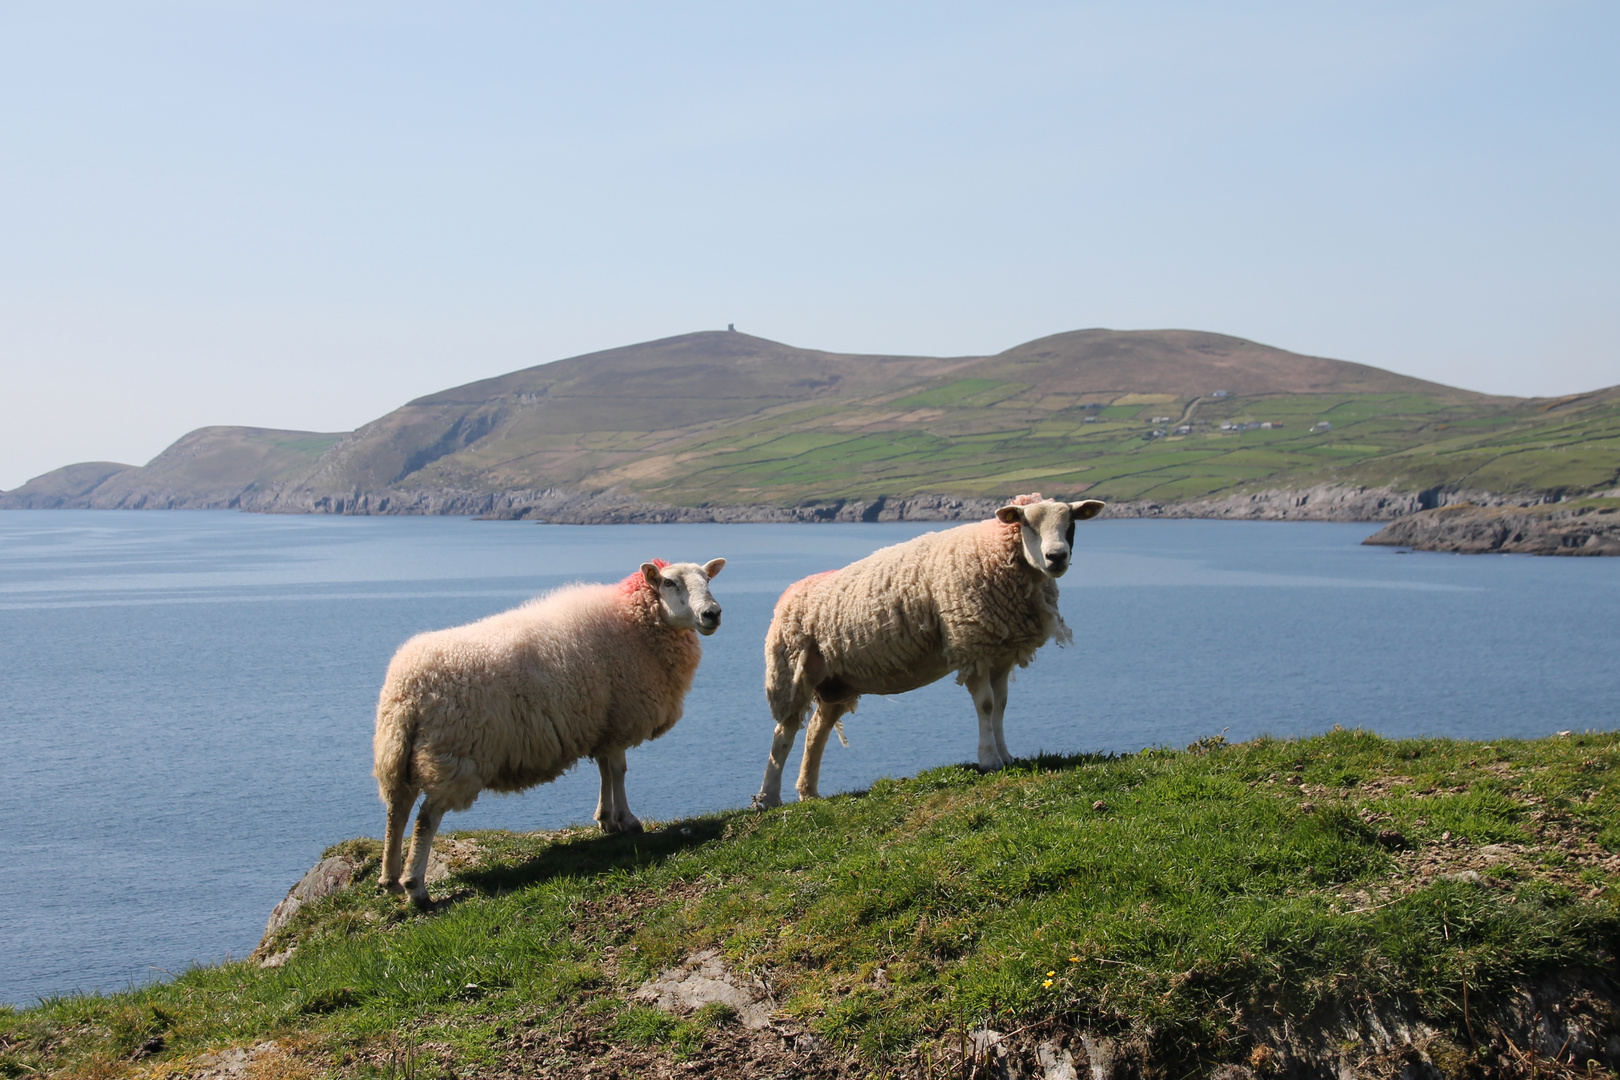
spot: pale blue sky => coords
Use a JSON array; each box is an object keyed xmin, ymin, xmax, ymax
[{"xmin": 1, "ymin": 2, "xmax": 1616, "ymax": 490}]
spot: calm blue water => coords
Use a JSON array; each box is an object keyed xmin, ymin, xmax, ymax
[{"xmin": 2, "ymin": 510, "xmax": 1617, "ymax": 1007}]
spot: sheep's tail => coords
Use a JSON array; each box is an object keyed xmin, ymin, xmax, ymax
[
  {"xmin": 764, "ymin": 633, "xmax": 802, "ymax": 725},
  {"xmin": 373, "ymin": 696, "xmax": 419, "ymax": 802},
  {"xmin": 764, "ymin": 620, "xmax": 821, "ymax": 730}
]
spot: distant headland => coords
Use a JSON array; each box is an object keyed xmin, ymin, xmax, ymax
[{"xmin": 4, "ymin": 329, "xmax": 1617, "ymax": 544}]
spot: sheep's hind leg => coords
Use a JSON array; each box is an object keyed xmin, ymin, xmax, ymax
[
  {"xmin": 379, "ymin": 786, "xmax": 417, "ymax": 894},
  {"xmin": 595, "ymin": 748, "xmax": 642, "ymax": 834},
  {"xmin": 401, "ymin": 796, "xmax": 448, "ymax": 910},
  {"xmin": 755, "ymin": 718, "xmax": 802, "ymax": 809},
  {"xmin": 990, "ymin": 666, "xmax": 1014, "ymax": 767},
  {"xmin": 796, "ymin": 700, "xmax": 851, "ymax": 801},
  {"xmin": 964, "ymin": 672, "xmax": 1007, "ymax": 772}
]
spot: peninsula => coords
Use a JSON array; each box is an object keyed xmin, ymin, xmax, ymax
[{"xmin": 5, "ymin": 329, "xmax": 1617, "ymax": 535}]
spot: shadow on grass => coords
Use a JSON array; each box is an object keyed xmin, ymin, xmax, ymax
[
  {"xmin": 442, "ymin": 752, "xmax": 1125, "ymax": 908},
  {"xmin": 456, "ymin": 816, "xmax": 735, "ymax": 899}
]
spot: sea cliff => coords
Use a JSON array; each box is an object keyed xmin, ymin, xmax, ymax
[{"xmin": 1362, "ymin": 498, "xmax": 1620, "ymax": 556}]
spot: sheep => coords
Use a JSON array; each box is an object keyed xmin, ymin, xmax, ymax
[
  {"xmin": 754, "ymin": 495, "xmax": 1104, "ymax": 808},
  {"xmin": 374, "ymin": 557, "xmax": 726, "ymax": 908}
]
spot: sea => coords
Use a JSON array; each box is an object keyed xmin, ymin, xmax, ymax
[{"xmin": 2, "ymin": 510, "xmax": 1617, "ymax": 1007}]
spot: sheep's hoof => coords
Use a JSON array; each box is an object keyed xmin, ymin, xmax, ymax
[
  {"xmin": 408, "ymin": 891, "xmax": 433, "ymax": 912},
  {"xmin": 379, "ymin": 877, "xmax": 405, "ymax": 895},
  {"xmin": 750, "ymin": 792, "xmax": 781, "ymax": 810}
]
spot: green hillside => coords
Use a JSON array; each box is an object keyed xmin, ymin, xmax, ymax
[
  {"xmin": 4, "ymin": 732, "xmax": 1617, "ymax": 1077},
  {"xmin": 5, "ymin": 329, "xmax": 1616, "ymax": 512}
]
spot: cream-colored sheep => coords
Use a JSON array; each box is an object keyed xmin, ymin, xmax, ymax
[
  {"xmin": 374, "ymin": 558, "xmax": 725, "ymax": 907},
  {"xmin": 754, "ymin": 496, "xmax": 1104, "ymax": 807}
]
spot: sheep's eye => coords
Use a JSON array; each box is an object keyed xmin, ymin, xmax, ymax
[{"xmin": 662, "ymin": 580, "xmax": 677, "ymax": 589}]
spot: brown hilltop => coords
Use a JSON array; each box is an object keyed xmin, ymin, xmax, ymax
[
  {"xmin": 292, "ymin": 331, "xmax": 978, "ymax": 496},
  {"xmin": 8, "ymin": 326, "xmax": 1584, "ymax": 517},
  {"xmin": 975, "ymin": 328, "xmax": 1485, "ymax": 399}
]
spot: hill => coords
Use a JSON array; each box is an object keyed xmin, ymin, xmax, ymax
[
  {"xmin": 2, "ymin": 731, "xmax": 1617, "ymax": 1078},
  {"xmin": 4, "ymin": 329, "xmax": 1616, "ymax": 519},
  {"xmin": 1, "ymin": 427, "xmax": 342, "ymax": 510}
]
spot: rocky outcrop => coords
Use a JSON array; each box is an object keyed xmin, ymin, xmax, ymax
[
  {"xmin": 253, "ymin": 838, "xmax": 484, "ymax": 966},
  {"xmin": 634, "ymin": 948, "xmax": 775, "ymax": 1030},
  {"xmin": 237, "ymin": 486, "xmax": 1015, "ymax": 523},
  {"xmin": 1363, "ymin": 500, "xmax": 1620, "ymax": 555},
  {"xmin": 231, "ymin": 483, "xmax": 1555, "ymax": 525},
  {"xmin": 1104, "ymin": 483, "xmax": 1529, "ymax": 522}
]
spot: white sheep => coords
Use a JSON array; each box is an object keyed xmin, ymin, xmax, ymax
[
  {"xmin": 754, "ymin": 495, "xmax": 1104, "ymax": 807},
  {"xmin": 374, "ymin": 557, "xmax": 725, "ymax": 907}
]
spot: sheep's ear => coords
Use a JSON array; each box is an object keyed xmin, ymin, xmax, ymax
[
  {"xmin": 703, "ymin": 557, "xmax": 726, "ymax": 579},
  {"xmin": 641, "ymin": 562, "xmax": 663, "ymax": 585},
  {"xmin": 996, "ymin": 505, "xmax": 1024, "ymax": 524},
  {"xmin": 1069, "ymin": 500, "xmax": 1106, "ymax": 521}
]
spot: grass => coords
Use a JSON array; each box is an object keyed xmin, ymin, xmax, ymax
[
  {"xmin": 594, "ymin": 387, "xmax": 1620, "ymax": 507},
  {"xmin": 4, "ymin": 729, "xmax": 1618, "ymax": 1078}
]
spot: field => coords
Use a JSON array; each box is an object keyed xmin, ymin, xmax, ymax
[
  {"xmin": 573, "ymin": 385, "xmax": 1620, "ymax": 507},
  {"xmin": 5, "ymin": 730, "xmax": 1618, "ymax": 1078}
]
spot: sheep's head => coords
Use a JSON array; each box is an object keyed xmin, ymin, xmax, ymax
[
  {"xmin": 995, "ymin": 497, "xmax": 1106, "ymax": 578},
  {"xmin": 642, "ymin": 558, "xmax": 726, "ymax": 634}
]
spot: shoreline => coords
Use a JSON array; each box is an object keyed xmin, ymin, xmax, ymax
[{"xmin": 0, "ymin": 481, "xmax": 1580, "ymax": 525}]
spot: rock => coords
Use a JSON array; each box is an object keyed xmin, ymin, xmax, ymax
[
  {"xmin": 260, "ymin": 856, "xmax": 357, "ymax": 944},
  {"xmin": 1080, "ymin": 1034, "xmax": 1117, "ymax": 1080},
  {"xmin": 1363, "ymin": 500, "xmax": 1620, "ymax": 556},
  {"xmin": 634, "ymin": 948, "xmax": 774, "ymax": 1030},
  {"xmin": 1036, "ymin": 1040, "xmax": 1081, "ymax": 1080},
  {"xmin": 186, "ymin": 1041, "xmax": 280, "ymax": 1078},
  {"xmin": 253, "ymin": 838, "xmax": 483, "ymax": 965},
  {"xmin": 1438, "ymin": 870, "xmax": 1485, "ymax": 885},
  {"xmin": 420, "ymin": 836, "xmax": 484, "ymax": 886}
]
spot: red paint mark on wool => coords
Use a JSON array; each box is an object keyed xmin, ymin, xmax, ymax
[
  {"xmin": 1009, "ymin": 492, "xmax": 1046, "ymax": 506},
  {"xmin": 616, "ymin": 558, "xmax": 669, "ymax": 597},
  {"xmin": 775, "ymin": 569, "xmax": 836, "ymax": 607}
]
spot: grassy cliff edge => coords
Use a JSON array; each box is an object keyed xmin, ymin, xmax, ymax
[{"xmin": 4, "ymin": 730, "xmax": 1618, "ymax": 1078}]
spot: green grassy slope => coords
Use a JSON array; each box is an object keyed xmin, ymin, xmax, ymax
[
  {"xmin": 8, "ymin": 331, "xmax": 1616, "ymax": 511},
  {"xmin": 226, "ymin": 332, "xmax": 1620, "ymax": 507},
  {"xmin": 5, "ymin": 731, "xmax": 1617, "ymax": 1078},
  {"xmin": 581, "ymin": 383, "xmax": 1620, "ymax": 506}
]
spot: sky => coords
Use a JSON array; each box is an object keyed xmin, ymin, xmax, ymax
[{"xmin": 1, "ymin": 2, "xmax": 1617, "ymax": 491}]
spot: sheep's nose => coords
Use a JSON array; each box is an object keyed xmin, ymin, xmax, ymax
[
  {"xmin": 700, "ymin": 607, "xmax": 721, "ymax": 627},
  {"xmin": 1046, "ymin": 550, "xmax": 1070, "ymax": 573}
]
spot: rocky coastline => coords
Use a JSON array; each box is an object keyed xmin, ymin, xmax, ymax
[
  {"xmin": 1362, "ymin": 499, "xmax": 1620, "ymax": 555},
  {"xmin": 9, "ymin": 477, "xmax": 1616, "ymax": 551}
]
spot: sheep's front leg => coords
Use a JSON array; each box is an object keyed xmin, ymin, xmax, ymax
[
  {"xmin": 990, "ymin": 666, "xmax": 1013, "ymax": 767},
  {"xmin": 964, "ymin": 672, "xmax": 1006, "ymax": 772},
  {"xmin": 755, "ymin": 719, "xmax": 801, "ymax": 809},
  {"xmin": 595, "ymin": 748, "xmax": 642, "ymax": 834}
]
